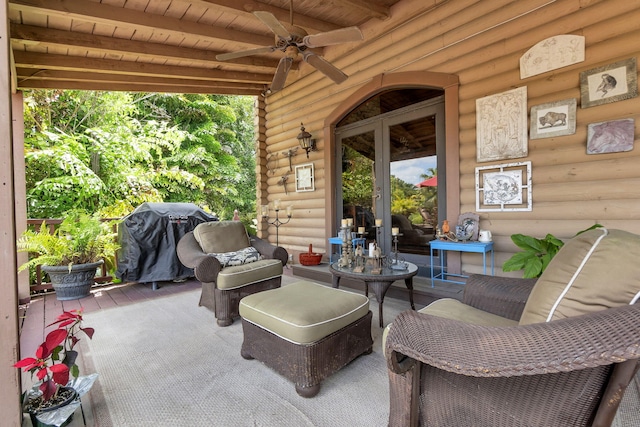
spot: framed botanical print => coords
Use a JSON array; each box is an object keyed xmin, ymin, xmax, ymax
[
  {"xmin": 295, "ymin": 163, "xmax": 314, "ymax": 192},
  {"xmin": 476, "ymin": 161, "xmax": 532, "ymax": 212}
]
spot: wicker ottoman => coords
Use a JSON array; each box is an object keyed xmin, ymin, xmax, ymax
[{"xmin": 239, "ymin": 280, "xmax": 373, "ymax": 397}]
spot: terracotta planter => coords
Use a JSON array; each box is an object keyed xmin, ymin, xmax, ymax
[{"xmin": 42, "ymin": 261, "xmax": 103, "ymax": 300}]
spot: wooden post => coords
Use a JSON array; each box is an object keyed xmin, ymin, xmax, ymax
[{"xmin": 0, "ymin": 0, "xmax": 23, "ymax": 424}]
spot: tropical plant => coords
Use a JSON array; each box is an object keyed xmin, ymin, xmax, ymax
[
  {"xmin": 502, "ymin": 224, "xmax": 603, "ymax": 278},
  {"xmin": 13, "ymin": 309, "xmax": 94, "ymax": 411},
  {"xmin": 17, "ymin": 211, "xmax": 120, "ymax": 272}
]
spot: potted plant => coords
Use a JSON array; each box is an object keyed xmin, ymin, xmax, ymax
[
  {"xmin": 17, "ymin": 211, "xmax": 120, "ymax": 300},
  {"xmin": 502, "ymin": 224, "xmax": 602, "ymax": 278},
  {"xmin": 13, "ymin": 309, "xmax": 94, "ymax": 426}
]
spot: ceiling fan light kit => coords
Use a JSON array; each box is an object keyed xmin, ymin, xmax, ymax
[{"xmin": 216, "ymin": 11, "xmax": 363, "ymax": 93}]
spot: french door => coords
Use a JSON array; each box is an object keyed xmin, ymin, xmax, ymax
[{"xmin": 335, "ymin": 97, "xmax": 445, "ymax": 261}]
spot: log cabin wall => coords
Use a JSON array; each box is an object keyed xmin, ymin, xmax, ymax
[{"xmin": 257, "ymin": 0, "xmax": 640, "ymax": 276}]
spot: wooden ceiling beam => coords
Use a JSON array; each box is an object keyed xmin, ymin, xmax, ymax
[
  {"xmin": 9, "ymin": 0, "xmax": 274, "ymax": 47},
  {"xmin": 17, "ymin": 79, "xmax": 263, "ymax": 95},
  {"xmin": 195, "ymin": 0, "xmax": 341, "ymax": 33},
  {"xmin": 13, "ymin": 51, "xmax": 274, "ymax": 83},
  {"xmin": 330, "ymin": 0, "xmax": 391, "ymax": 20},
  {"xmin": 10, "ymin": 23, "xmax": 285, "ymax": 70},
  {"xmin": 15, "ymin": 68, "xmax": 266, "ymax": 91}
]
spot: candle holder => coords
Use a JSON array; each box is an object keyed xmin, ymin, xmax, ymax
[
  {"xmin": 390, "ymin": 233, "xmax": 407, "ymax": 270},
  {"xmin": 338, "ymin": 225, "xmax": 353, "ymax": 268},
  {"xmin": 261, "ymin": 203, "xmax": 292, "ymax": 247}
]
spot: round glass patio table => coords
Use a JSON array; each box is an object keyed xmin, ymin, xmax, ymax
[{"xmin": 329, "ymin": 261, "xmax": 418, "ymax": 327}]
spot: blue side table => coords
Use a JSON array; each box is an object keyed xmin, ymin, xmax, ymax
[
  {"xmin": 328, "ymin": 237, "xmax": 366, "ymax": 263},
  {"xmin": 430, "ymin": 240, "xmax": 494, "ymax": 286}
]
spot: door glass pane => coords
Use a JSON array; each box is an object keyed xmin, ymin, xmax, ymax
[
  {"xmin": 341, "ymin": 130, "xmax": 377, "ymax": 242},
  {"xmin": 389, "ymin": 115, "xmax": 437, "ymax": 256}
]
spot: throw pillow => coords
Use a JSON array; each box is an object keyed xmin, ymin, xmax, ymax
[
  {"xmin": 520, "ymin": 228, "xmax": 640, "ymax": 325},
  {"xmin": 210, "ymin": 247, "xmax": 262, "ymax": 267}
]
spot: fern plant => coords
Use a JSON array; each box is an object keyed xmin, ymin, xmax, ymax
[
  {"xmin": 502, "ymin": 224, "xmax": 603, "ymax": 278},
  {"xmin": 17, "ymin": 211, "xmax": 120, "ymax": 272}
]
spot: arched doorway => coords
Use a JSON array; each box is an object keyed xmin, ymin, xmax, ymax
[{"xmin": 323, "ymin": 72, "xmax": 460, "ymax": 273}]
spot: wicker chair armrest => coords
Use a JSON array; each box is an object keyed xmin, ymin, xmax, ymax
[
  {"xmin": 386, "ymin": 304, "xmax": 640, "ymax": 378},
  {"xmin": 462, "ymin": 274, "xmax": 538, "ymax": 321},
  {"xmin": 176, "ymin": 231, "xmax": 222, "ymax": 282},
  {"xmin": 250, "ymin": 236, "xmax": 288, "ymax": 266}
]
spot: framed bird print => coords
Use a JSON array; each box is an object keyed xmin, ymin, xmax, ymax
[{"xmin": 580, "ymin": 58, "xmax": 638, "ymax": 108}]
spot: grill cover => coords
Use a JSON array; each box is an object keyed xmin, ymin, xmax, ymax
[{"xmin": 116, "ymin": 202, "xmax": 217, "ymax": 283}]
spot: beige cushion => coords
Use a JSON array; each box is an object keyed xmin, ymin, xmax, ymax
[
  {"xmin": 217, "ymin": 259, "xmax": 282, "ymax": 290},
  {"xmin": 520, "ymin": 228, "xmax": 640, "ymax": 325},
  {"xmin": 239, "ymin": 281, "xmax": 370, "ymax": 344},
  {"xmin": 418, "ymin": 299, "xmax": 518, "ymax": 327},
  {"xmin": 382, "ymin": 299, "xmax": 516, "ymax": 357},
  {"xmin": 193, "ymin": 221, "xmax": 249, "ymax": 254}
]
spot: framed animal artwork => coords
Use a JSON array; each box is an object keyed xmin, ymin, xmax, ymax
[
  {"xmin": 580, "ymin": 58, "xmax": 638, "ymax": 108},
  {"xmin": 587, "ymin": 118, "xmax": 635, "ymax": 154},
  {"xmin": 530, "ymin": 99, "xmax": 577, "ymax": 139}
]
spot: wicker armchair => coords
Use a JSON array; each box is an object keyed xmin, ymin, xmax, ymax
[
  {"xmin": 385, "ymin": 228, "xmax": 640, "ymax": 427},
  {"xmin": 177, "ymin": 221, "xmax": 288, "ymax": 326}
]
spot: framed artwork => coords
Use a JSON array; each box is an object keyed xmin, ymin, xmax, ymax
[
  {"xmin": 476, "ymin": 86, "xmax": 528, "ymax": 162},
  {"xmin": 295, "ymin": 163, "xmax": 314, "ymax": 192},
  {"xmin": 580, "ymin": 58, "xmax": 638, "ymax": 108},
  {"xmin": 476, "ymin": 161, "xmax": 532, "ymax": 212},
  {"xmin": 587, "ymin": 118, "xmax": 635, "ymax": 154},
  {"xmin": 520, "ymin": 35, "xmax": 585, "ymax": 79},
  {"xmin": 530, "ymin": 98, "xmax": 577, "ymax": 139},
  {"xmin": 456, "ymin": 212, "xmax": 480, "ymax": 241}
]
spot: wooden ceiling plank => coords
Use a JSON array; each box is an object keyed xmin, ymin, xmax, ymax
[
  {"xmin": 10, "ymin": 23, "xmax": 282, "ymax": 69},
  {"xmin": 329, "ymin": 0, "xmax": 390, "ymax": 20},
  {"xmin": 17, "ymin": 79, "xmax": 263, "ymax": 95},
  {"xmin": 194, "ymin": 0, "xmax": 341, "ymax": 33},
  {"xmin": 13, "ymin": 51, "xmax": 273, "ymax": 83},
  {"xmin": 9, "ymin": 0, "xmax": 275, "ymax": 47}
]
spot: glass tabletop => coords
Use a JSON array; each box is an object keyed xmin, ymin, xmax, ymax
[{"xmin": 330, "ymin": 260, "xmax": 417, "ymax": 278}]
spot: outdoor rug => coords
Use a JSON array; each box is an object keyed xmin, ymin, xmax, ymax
[{"xmin": 83, "ymin": 277, "xmax": 408, "ymax": 426}]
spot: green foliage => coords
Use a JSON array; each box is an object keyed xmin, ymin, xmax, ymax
[
  {"xmin": 17, "ymin": 211, "xmax": 120, "ymax": 271},
  {"xmin": 502, "ymin": 224, "xmax": 604, "ymax": 278},
  {"xmin": 342, "ymin": 146, "xmax": 374, "ymax": 208},
  {"xmin": 22, "ymin": 90, "xmax": 257, "ymax": 220}
]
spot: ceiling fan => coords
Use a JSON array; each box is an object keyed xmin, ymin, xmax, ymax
[{"xmin": 216, "ymin": 11, "xmax": 363, "ymax": 93}]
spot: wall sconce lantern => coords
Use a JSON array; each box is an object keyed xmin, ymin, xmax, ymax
[{"xmin": 296, "ymin": 123, "xmax": 316, "ymax": 158}]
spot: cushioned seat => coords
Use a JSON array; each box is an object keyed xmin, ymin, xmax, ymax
[
  {"xmin": 217, "ymin": 259, "xmax": 283, "ymax": 290},
  {"xmin": 239, "ymin": 280, "xmax": 373, "ymax": 397},
  {"xmin": 240, "ymin": 280, "xmax": 370, "ymax": 344}
]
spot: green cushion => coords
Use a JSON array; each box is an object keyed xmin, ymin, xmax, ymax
[
  {"xmin": 239, "ymin": 281, "xmax": 370, "ymax": 344},
  {"xmin": 520, "ymin": 228, "xmax": 640, "ymax": 325},
  {"xmin": 193, "ymin": 221, "xmax": 249, "ymax": 254},
  {"xmin": 217, "ymin": 259, "xmax": 282, "ymax": 290}
]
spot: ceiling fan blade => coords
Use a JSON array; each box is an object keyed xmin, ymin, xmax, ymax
[
  {"xmin": 302, "ymin": 27, "xmax": 363, "ymax": 48},
  {"xmin": 270, "ymin": 56, "xmax": 294, "ymax": 92},
  {"xmin": 253, "ymin": 11, "xmax": 291, "ymax": 39},
  {"xmin": 302, "ymin": 52, "xmax": 348, "ymax": 84},
  {"xmin": 216, "ymin": 46, "xmax": 277, "ymax": 61}
]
